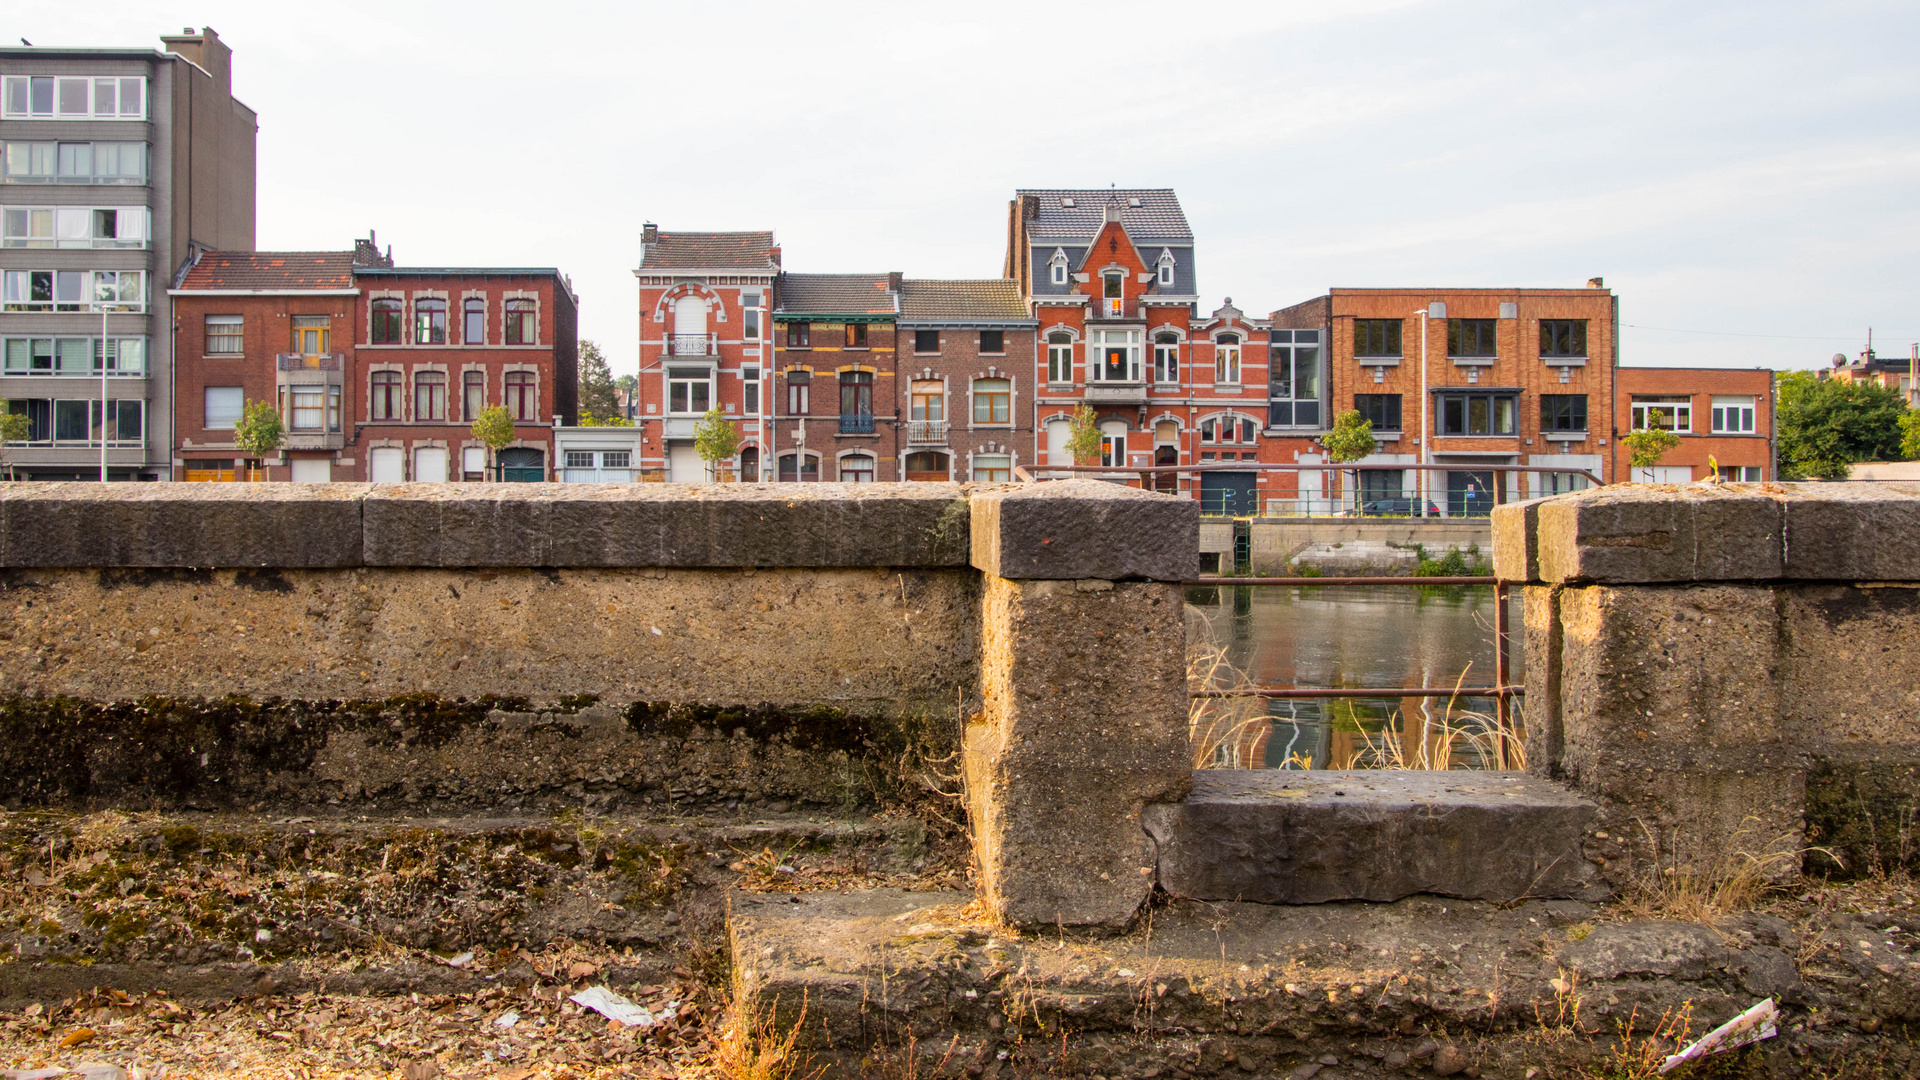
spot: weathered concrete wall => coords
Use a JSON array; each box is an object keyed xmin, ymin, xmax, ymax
[
  {"xmin": 1248, "ymin": 518, "xmax": 1489, "ymax": 575},
  {"xmin": 1499, "ymin": 482, "xmax": 1920, "ymax": 879}
]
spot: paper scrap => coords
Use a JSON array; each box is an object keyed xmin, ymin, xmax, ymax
[
  {"xmin": 493, "ymin": 1010, "xmax": 519, "ymax": 1028},
  {"xmin": 569, "ymin": 985, "xmax": 672, "ymax": 1028},
  {"xmin": 443, "ymin": 951, "xmax": 475, "ymax": 969},
  {"xmin": 1660, "ymin": 998, "xmax": 1778, "ymax": 1073}
]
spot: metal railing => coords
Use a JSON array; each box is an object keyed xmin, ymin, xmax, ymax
[
  {"xmin": 906, "ymin": 420, "xmax": 948, "ymax": 444},
  {"xmin": 276, "ymin": 353, "xmax": 343, "ymax": 371},
  {"xmin": 839, "ymin": 412, "xmax": 876, "ymax": 435},
  {"xmin": 669, "ymin": 334, "xmax": 715, "ymax": 356},
  {"xmin": 1017, "ymin": 461, "xmax": 1603, "ymax": 518}
]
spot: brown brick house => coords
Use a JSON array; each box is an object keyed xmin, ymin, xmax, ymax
[{"xmin": 896, "ymin": 278, "xmax": 1036, "ymax": 481}]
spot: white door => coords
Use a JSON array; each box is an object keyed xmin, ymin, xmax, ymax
[
  {"xmin": 668, "ymin": 443, "xmax": 704, "ymax": 482},
  {"xmin": 1046, "ymin": 419, "xmax": 1070, "ymax": 467},
  {"xmin": 369, "ymin": 447, "xmax": 404, "ymax": 483},
  {"xmin": 462, "ymin": 446, "xmax": 487, "ymax": 479},
  {"xmin": 290, "ymin": 458, "xmax": 330, "ymax": 483},
  {"xmin": 414, "ymin": 446, "xmax": 449, "ymax": 483}
]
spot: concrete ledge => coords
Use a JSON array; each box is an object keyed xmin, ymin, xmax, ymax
[
  {"xmin": 0, "ymin": 482, "xmax": 367, "ymax": 568},
  {"xmin": 1143, "ymin": 770, "xmax": 1605, "ymax": 904},
  {"xmin": 970, "ymin": 479, "xmax": 1198, "ymax": 582},
  {"xmin": 1491, "ymin": 499, "xmax": 1541, "ymax": 582}
]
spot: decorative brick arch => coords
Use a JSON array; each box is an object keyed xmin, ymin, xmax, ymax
[{"xmin": 650, "ymin": 281, "xmax": 724, "ymax": 324}]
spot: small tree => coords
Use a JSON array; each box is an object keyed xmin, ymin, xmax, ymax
[
  {"xmin": 1622, "ymin": 409, "xmax": 1682, "ymax": 480},
  {"xmin": 0, "ymin": 410, "xmax": 30, "ymax": 480},
  {"xmin": 1900, "ymin": 410, "xmax": 1920, "ymax": 461},
  {"xmin": 693, "ymin": 406, "xmax": 739, "ymax": 481},
  {"xmin": 232, "ymin": 399, "xmax": 284, "ymax": 479},
  {"xmin": 1322, "ymin": 408, "xmax": 1376, "ymax": 514},
  {"xmin": 1065, "ymin": 404, "xmax": 1103, "ymax": 467},
  {"xmin": 576, "ymin": 339, "xmax": 620, "ymax": 423},
  {"xmin": 471, "ymin": 404, "xmax": 516, "ymax": 480}
]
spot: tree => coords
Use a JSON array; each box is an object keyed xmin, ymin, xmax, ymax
[
  {"xmin": 471, "ymin": 404, "xmax": 516, "ymax": 480},
  {"xmin": 693, "ymin": 406, "xmax": 739, "ymax": 480},
  {"xmin": 232, "ymin": 399, "xmax": 284, "ymax": 479},
  {"xmin": 1776, "ymin": 370, "xmax": 1906, "ymax": 479},
  {"xmin": 1321, "ymin": 408, "xmax": 1377, "ymax": 514},
  {"xmin": 576, "ymin": 339, "xmax": 619, "ymax": 423},
  {"xmin": 614, "ymin": 373, "xmax": 637, "ymax": 393},
  {"xmin": 0, "ymin": 410, "xmax": 29, "ymax": 480},
  {"xmin": 1621, "ymin": 410, "xmax": 1682, "ymax": 478},
  {"xmin": 1898, "ymin": 409, "xmax": 1920, "ymax": 461},
  {"xmin": 1065, "ymin": 404, "xmax": 1103, "ymax": 466}
]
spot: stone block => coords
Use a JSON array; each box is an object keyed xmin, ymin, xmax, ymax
[
  {"xmin": 1776, "ymin": 584, "xmax": 1920, "ymax": 745},
  {"xmin": 1534, "ymin": 484, "xmax": 1783, "ymax": 584},
  {"xmin": 970, "ymin": 479, "xmax": 1198, "ymax": 582},
  {"xmin": 0, "ymin": 481, "xmax": 367, "ymax": 568},
  {"xmin": 1781, "ymin": 483, "xmax": 1920, "ymax": 580},
  {"xmin": 1143, "ymin": 770, "xmax": 1603, "ymax": 904},
  {"xmin": 966, "ymin": 577, "xmax": 1190, "ymax": 930},
  {"xmin": 1492, "ymin": 499, "xmax": 1542, "ymax": 583}
]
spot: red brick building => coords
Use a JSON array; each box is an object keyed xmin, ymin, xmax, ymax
[
  {"xmin": 170, "ymin": 237, "xmax": 577, "ymax": 481},
  {"xmin": 896, "ymin": 279, "xmax": 1037, "ymax": 481},
  {"xmin": 1612, "ymin": 366, "xmax": 1774, "ymax": 482},
  {"xmin": 770, "ymin": 273, "xmax": 900, "ymax": 481}
]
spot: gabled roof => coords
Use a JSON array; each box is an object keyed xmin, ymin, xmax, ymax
[
  {"xmin": 640, "ymin": 231, "xmax": 778, "ymax": 271},
  {"xmin": 899, "ymin": 279, "xmax": 1029, "ymax": 321},
  {"xmin": 1017, "ymin": 189, "xmax": 1193, "ymax": 244},
  {"xmin": 777, "ymin": 274, "xmax": 898, "ymax": 316},
  {"xmin": 176, "ymin": 252, "xmax": 355, "ymax": 291}
]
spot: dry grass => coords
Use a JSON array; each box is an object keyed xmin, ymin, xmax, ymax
[
  {"xmin": 1611, "ymin": 818, "xmax": 1821, "ymax": 925},
  {"xmin": 710, "ymin": 989, "xmax": 819, "ymax": 1080},
  {"xmin": 1185, "ymin": 634, "xmax": 1270, "ymax": 769}
]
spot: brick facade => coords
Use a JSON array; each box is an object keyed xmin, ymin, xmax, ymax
[
  {"xmin": 897, "ymin": 280, "xmax": 1037, "ymax": 482},
  {"xmin": 1613, "ymin": 366, "xmax": 1774, "ymax": 482}
]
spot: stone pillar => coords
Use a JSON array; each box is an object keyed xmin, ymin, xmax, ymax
[{"xmin": 966, "ymin": 480, "xmax": 1197, "ymax": 930}]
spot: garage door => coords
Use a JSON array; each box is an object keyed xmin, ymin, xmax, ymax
[
  {"xmin": 369, "ymin": 447, "xmax": 404, "ymax": 483},
  {"xmin": 1200, "ymin": 472, "xmax": 1256, "ymax": 517},
  {"xmin": 667, "ymin": 443, "xmax": 704, "ymax": 482}
]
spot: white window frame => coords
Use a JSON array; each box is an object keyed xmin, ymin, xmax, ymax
[
  {"xmin": 1631, "ymin": 397, "xmax": 1693, "ymax": 433},
  {"xmin": 1048, "ymin": 249, "xmax": 1069, "ymax": 286},
  {"xmin": 204, "ymin": 386, "xmax": 244, "ymax": 430},
  {"xmin": 741, "ymin": 291, "xmax": 763, "ymax": 341},
  {"xmin": 2, "ymin": 269, "xmax": 144, "ymax": 313},
  {"xmin": 2, "ymin": 206, "xmax": 147, "ymax": 249},
  {"xmin": 1710, "ymin": 396, "xmax": 1756, "ymax": 434},
  {"xmin": 2, "ymin": 76, "xmax": 148, "ymax": 121},
  {"xmin": 1214, "ymin": 335, "xmax": 1242, "ymax": 385},
  {"xmin": 1157, "ymin": 249, "xmax": 1175, "ymax": 287},
  {"xmin": 1153, "ymin": 335, "xmax": 1180, "ymax": 385},
  {"xmin": 3, "ymin": 336, "xmax": 144, "ymax": 376},
  {"xmin": 2, "ymin": 141, "xmax": 147, "ymax": 185},
  {"xmin": 1092, "ymin": 329, "xmax": 1142, "ymax": 383},
  {"xmin": 666, "ymin": 364, "xmax": 714, "ymax": 416},
  {"xmin": 742, "ymin": 364, "xmax": 761, "ymax": 416},
  {"xmin": 1046, "ymin": 332, "xmax": 1074, "ymax": 384}
]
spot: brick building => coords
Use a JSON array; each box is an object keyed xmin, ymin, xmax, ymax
[
  {"xmin": 632, "ymin": 227, "xmax": 779, "ymax": 482},
  {"xmin": 896, "ymin": 279, "xmax": 1036, "ymax": 481},
  {"xmin": 171, "ymin": 237, "xmax": 577, "ymax": 481},
  {"xmin": 1613, "ymin": 366, "xmax": 1774, "ymax": 482},
  {"xmin": 771, "ymin": 273, "xmax": 900, "ymax": 481},
  {"xmin": 1822, "ymin": 343, "xmax": 1919, "ymax": 405}
]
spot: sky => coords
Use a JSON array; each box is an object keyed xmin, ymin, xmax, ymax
[{"xmin": 20, "ymin": 0, "xmax": 1920, "ymax": 378}]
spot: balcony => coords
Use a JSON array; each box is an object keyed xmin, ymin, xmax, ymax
[
  {"xmin": 670, "ymin": 334, "xmax": 717, "ymax": 357},
  {"xmin": 1083, "ymin": 382, "xmax": 1148, "ymax": 404},
  {"xmin": 276, "ymin": 353, "xmax": 343, "ymax": 372},
  {"xmin": 283, "ymin": 431, "xmax": 346, "ymax": 451},
  {"xmin": 1089, "ymin": 297, "xmax": 1138, "ymax": 320},
  {"xmin": 906, "ymin": 420, "xmax": 948, "ymax": 445},
  {"xmin": 839, "ymin": 413, "xmax": 876, "ymax": 435}
]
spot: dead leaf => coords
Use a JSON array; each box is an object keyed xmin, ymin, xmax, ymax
[
  {"xmin": 58, "ymin": 1026, "xmax": 97, "ymax": 1047},
  {"xmin": 402, "ymin": 1062, "xmax": 440, "ymax": 1080},
  {"xmin": 567, "ymin": 961, "xmax": 597, "ymax": 979}
]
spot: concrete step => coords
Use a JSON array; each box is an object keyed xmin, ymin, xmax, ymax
[{"xmin": 1144, "ymin": 770, "xmax": 1605, "ymax": 904}]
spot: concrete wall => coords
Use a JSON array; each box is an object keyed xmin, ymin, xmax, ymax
[{"xmin": 1249, "ymin": 518, "xmax": 1490, "ymax": 574}]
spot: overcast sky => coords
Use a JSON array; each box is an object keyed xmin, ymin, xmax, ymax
[{"xmin": 23, "ymin": 1, "xmax": 1920, "ymax": 377}]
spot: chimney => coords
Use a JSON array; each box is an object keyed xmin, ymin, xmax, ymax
[
  {"xmin": 642, "ymin": 222, "xmax": 658, "ymax": 244},
  {"xmin": 159, "ymin": 26, "xmax": 232, "ymax": 94},
  {"xmin": 769, "ymin": 245, "xmax": 782, "ymax": 268},
  {"xmin": 1586, "ymin": 277, "xmax": 1604, "ymax": 289},
  {"xmin": 352, "ymin": 230, "xmax": 393, "ymax": 269},
  {"xmin": 1022, "ymin": 195, "xmax": 1039, "ymax": 220},
  {"xmin": 1104, "ymin": 201, "xmax": 1125, "ymax": 224},
  {"xmin": 887, "ymin": 271, "xmax": 904, "ymax": 294}
]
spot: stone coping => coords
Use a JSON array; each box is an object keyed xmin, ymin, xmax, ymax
[
  {"xmin": 0, "ymin": 479, "xmax": 1199, "ymax": 579},
  {"xmin": 1493, "ymin": 481, "xmax": 1920, "ymax": 584}
]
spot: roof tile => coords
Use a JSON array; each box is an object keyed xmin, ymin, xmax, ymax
[
  {"xmin": 641, "ymin": 231, "xmax": 778, "ymax": 271},
  {"xmin": 177, "ymin": 251, "xmax": 355, "ymax": 290},
  {"xmin": 777, "ymin": 274, "xmax": 897, "ymax": 316},
  {"xmin": 1016, "ymin": 188, "xmax": 1193, "ymax": 244},
  {"xmin": 899, "ymin": 279, "xmax": 1029, "ymax": 321}
]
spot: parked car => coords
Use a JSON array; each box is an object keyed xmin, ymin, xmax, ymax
[{"xmin": 1350, "ymin": 498, "xmax": 1442, "ymax": 517}]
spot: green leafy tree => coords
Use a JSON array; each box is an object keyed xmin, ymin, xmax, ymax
[
  {"xmin": 576, "ymin": 339, "xmax": 619, "ymax": 423},
  {"xmin": 576, "ymin": 413, "xmax": 634, "ymax": 428},
  {"xmin": 471, "ymin": 404, "xmax": 516, "ymax": 479},
  {"xmin": 614, "ymin": 373, "xmax": 637, "ymax": 393},
  {"xmin": 693, "ymin": 407, "xmax": 739, "ymax": 480},
  {"xmin": 1622, "ymin": 410, "xmax": 1682, "ymax": 476},
  {"xmin": 1321, "ymin": 408, "xmax": 1376, "ymax": 514},
  {"xmin": 1065, "ymin": 404, "xmax": 1103, "ymax": 466},
  {"xmin": 1776, "ymin": 370, "xmax": 1906, "ymax": 479},
  {"xmin": 0, "ymin": 409, "xmax": 30, "ymax": 480},
  {"xmin": 1899, "ymin": 409, "xmax": 1920, "ymax": 461},
  {"xmin": 232, "ymin": 399, "xmax": 284, "ymax": 477}
]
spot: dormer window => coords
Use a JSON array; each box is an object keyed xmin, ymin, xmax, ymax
[
  {"xmin": 1049, "ymin": 248, "xmax": 1069, "ymax": 286},
  {"xmin": 1157, "ymin": 249, "xmax": 1176, "ymax": 287}
]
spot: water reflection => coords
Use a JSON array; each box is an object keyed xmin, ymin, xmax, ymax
[{"xmin": 1186, "ymin": 584, "xmax": 1523, "ymax": 771}]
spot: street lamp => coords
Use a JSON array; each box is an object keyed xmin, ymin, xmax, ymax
[
  {"xmin": 1413, "ymin": 306, "xmax": 1432, "ymax": 517},
  {"xmin": 99, "ymin": 296, "xmax": 119, "ymax": 483}
]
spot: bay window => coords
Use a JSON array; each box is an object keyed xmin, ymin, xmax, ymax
[
  {"xmin": 1438, "ymin": 391, "xmax": 1519, "ymax": 436},
  {"xmin": 1093, "ymin": 329, "xmax": 1140, "ymax": 382},
  {"xmin": 1268, "ymin": 330, "xmax": 1322, "ymax": 428}
]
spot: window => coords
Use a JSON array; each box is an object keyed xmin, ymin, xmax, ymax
[
  {"xmin": 92, "ymin": 399, "xmax": 142, "ymax": 443},
  {"xmin": 1712, "ymin": 396, "xmax": 1757, "ymax": 434},
  {"xmin": 1047, "ymin": 332, "xmax": 1073, "ymax": 383},
  {"xmin": 1049, "ymin": 252, "xmax": 1068, "ymax": 286},
  {"xmin": 3, "ymin": 76, "xmax": 145, "ymax": 120},
  {"xmin": 1268, "ymin": 331, "xmax": 1322, "ymax": 428},
  {"xmin": 414, "ymin": 298, "xmax": 446, "ymax": 344},
  {"xmin": 972, "ymin": 454, "xmax": 1012, "ymax": 482},
  {"xmin": 739, "ymin": 446, "xmax": 758, "ymax": 482},
  {"xmin": 370, "ymin": 371, "xmax": 402, "ymax": 420},
  {"xmin": 1, "ymin": 337, "xmax": 122, "ymax": 374},
  {"xmin": 973, "ymin": 378, "xmax": 1010, "ymax": 425},
  {"xmin": 1153, "ymin": 334, "xmax": 1179, "ymax": 384},
  {"xmin": 1438, "ymin": 392, "xmax": 1519, "ymax": 435},
  {"xmin": 1447, "ymin": 319, "xmax": 1497, "ymax": 357},
  {"xmin": 911, "ymin": 380, "xmax": 944, "ymax": 422},
  {"xmin": 1215, "ymin": 335, "xmax": 1241, "ymax": 384},
  {"xmin": 1354, "ymin": 319, "xmax": 1402, "ymax": 357},
  {"xmin": 1354, "ymin": 394, "xmax": 1402, "ymax": 432},
  {"xmin": 205, "ymin": 316, "xmax": 243, "ymax": 355},
  {"xmin": 742, "ymin": 292, "xmax": 762, "ymax": 341},
  {"xmin": 57, "ymin": 399, "xmax": 88, "ymax": 441},
  {"xmin": 2, "ymin": 206, "xmax": 143, "ymax": 248},
  {"xmin": 1094, "ymin": 329, "xmax": 1141, "ymax": 382},
  {"xmin": 840, "ymin": 454, "xmax": 875, "ymax": 482},
  {"xmin": 980, "ymin": 330, "xmax": 1004, "ymax": 354},
  {"xmin": 785, "ymin": 322, "xmax": 810, "ymax": 348},
  {"xmin": 786, "ymin": 370, "xmax": 810, "ymax": 414},
  {"xmin": 4, "ymin": 399, "xmax": 49, "ymax": 442},
  {"xmin": 915, "ymin": 330, "xmax": 939, "ymax": 354},
  {"xmin": 371, "ymin": 298, "xmax": 403, "ymax": 344},
  {"xmin": 91, "ymin": 270, "xmax": 142, "ymax": 309},
  {"xmin": 3, "ymin": 270, "xmax": 81, "ymax": 311},
  {"xmin": 778, "ymin": 453, "xmax": 819, "ymax": 482},
  {"xmin": 463, "ymin": 298, "xmax": 486, "ymax": 344},
  {"xmin": 1541, "ymin": 394, "xmax": 1588, "ymax": 432},
  {"xmin": 1100, "ymin": 426, "xmax": 1127, "ymax": 468},
  {"xmin": 667, "ymin": 366, "xmax": 710, "ymax": 415},
  {"xmin": 506, "ymin": 371, "xmax": 537, "ymax": 421},
  {"xmin": 743, "ymin": 365, "xmax": 760, "ymax": 415},
  {"xmin": 504, "ymin": 298, "xmax": 536, "ymax": 344},
  {"xmin": 463, "ymin": 371, "xmax": 485, "ymax": 420},
  {"xmin": 290, "ymin": 388, "xmax": 326, "ymax": 431},
  {"xmin": 205, "ymin": 387, "xmax": 244, "ymax": 430},
  {"xmin": 840, "ymin": 370, "xmax": 873, "ymax": 427},
  {"xmin": 3, "ymin": 141, "xmax": 147, "ymax": 184},
  {"xmin": 1717, "ymin": 465, "xmax": 1763, "ymax": 482},
  {"xmin": 1540, "ymin": 320, "xmax": 1588, "ymax": 358},
  {"xmin": 414, "ymin": 371, "xmax": 447, "ymax": 420},
  {"xmin": 1157, "ymin": 251, "xmax": 1175, "ymax": 287},
  {"xmin": 1102, "ymin": 272, "xmax": 1124, "ymax": 316},
  {"xmin": 292, "ymin": 316, "xmax": 329, "ymax": 357},
  {"xmin": 1631, "ymin": 396, "xmax": 1692, "ymax": 433},
  {"xmin": 846, "ymin": 323, "xmax": 868, "ymax": 348}
]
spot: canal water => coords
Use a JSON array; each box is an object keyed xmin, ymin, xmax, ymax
[{"xmin": 1185, "ymin": 583, "xmax": 1524, "ymax": 771}]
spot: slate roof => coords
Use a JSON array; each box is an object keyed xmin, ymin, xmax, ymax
[
  {"xmin": 899, "ymin": 279, "xmax": 1030, "ymax": 322},
  {"xmin": 777, "ymin": 274, "xmax": 898, "ymax": 316},
  {"xmin": 640, "ymin": 231, "xmax": 777, "ymax": 270},
  {"xmin": 1017, "ymin": 188, "xmax": 1193, "ymax": 245},
  {"xmin": 176, "ymin": 252, "xmax": 355, "ymax": 290}
]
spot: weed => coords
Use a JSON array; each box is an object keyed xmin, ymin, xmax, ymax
[
  {"xmin": 712, "ymin": 987, "xmax": 820, "ymax": 1080},
  {"xmin": 1594, "ymin": 1002, "xmax": 1694, "ymax": 1080},
  {"xmin": 1613, "ymin": 818, "xmax": 1826, "ymax": 924}
]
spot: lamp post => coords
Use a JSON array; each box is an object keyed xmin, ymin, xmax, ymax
[
  {"xmin": 1414, "ymin": 307, "xmax": 1431, "ymax": 517},
  {"xmin": 99, "ymin": 300, "xmax": 114, "ymax": 483}
]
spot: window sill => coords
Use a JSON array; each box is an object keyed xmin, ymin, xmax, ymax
[
  {"xmin": 1356, "ymin": 356, "xmax": 1402, "ymax": 366},
  {"xmin": 1541, "ymin": 356, "xmax": 1588, "ymax": 367},
  {"xmin": 1542, "ymin": 431, "xmax": 1589, "ymax": 442},
  {"xmin": 1434, "ymin": 434, "xmax": 1520, "ymax": 440},
  {"xmin": 1449, "ymin": 356, "xmax": 1497, "ymax": 367},
  {"xmin": 980, "ymin": 353, "xmax": 1007, "ymax": 358}
]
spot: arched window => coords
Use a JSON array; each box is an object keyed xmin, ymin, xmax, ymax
[
  {"xmin": 839, "ymin": 453, "xmax": 875, "ymax": 483},
  {"xmin": 462, "ymin": 370, "xmax": 485, "ymax": 420},
  {"xmin": 1049, "ymin": 251, "xmax": 1069, "ymax": 286},
  {"xmin": 371, "ymin": 298, "xmax": 403, "ymax": 344},
  {"xmin": 739, "ymin": 446, "xmax": 759, "ymax": 483},
  {"xmin": 1046, "ymin": 332, "xmax": 1073, "ymax": 384},
  {"xmin": 1215, "ymin": 335, "xmax": 1241, "ymax": 385},
  {"xmin": 414, "ymin": 298, "xmax": 446, "ymax": 344},
  {"xmin": 505, "ymin": 298, "xmax": 536, "ymax": 345},
  {"xmin": 1154, "ymin": 333, "xmax": 1179, "ymax": 384},
  {"xmin": 369, "ymin": 370, "xmax": 401, "ymax": 420},
  {"xmin": 505, "ymin": 371, "xmax": 536, "ymax": 421},
  {"xmin": 463, "ymin": 298, "xmax": 486, "ymax": 344},
  {"xmin": 414, "ymin": 370, "xmax": 446, "ymax": 420},
  {"xmin": 1157, "ymin": 250, "xmax": 1176, "ymax": 287},
  {"xmin": 904, "ymin": 450, "xmax": 949, "ymax": 481}
]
